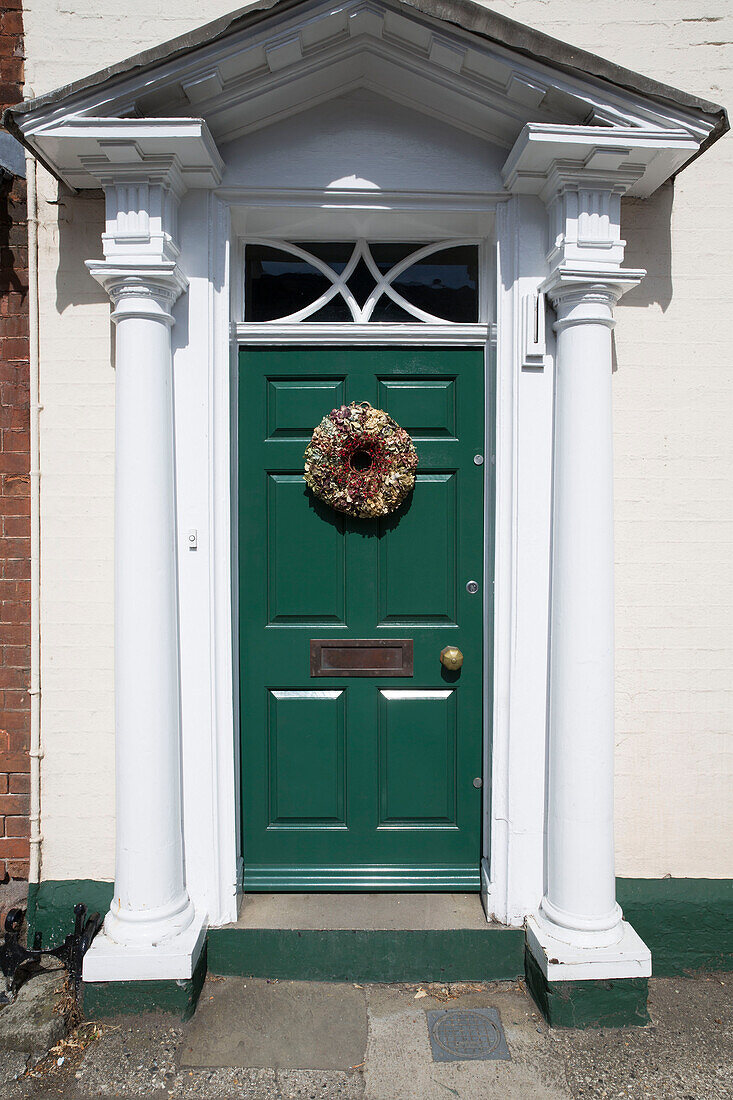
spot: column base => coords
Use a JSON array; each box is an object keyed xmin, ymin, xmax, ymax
[
  {"xmin": 524, "ymin": 948, "xmax": 649, "ymax": 1029},
  {"xmin": 82, "ymin": 910, "xmax": 207, "ymax": 982},
  {"xmin": 82, "ymin": 939, "xmax": 208, "ymax": 1022},
  {"xmin": 525, "ymin": 914, "xmax": 652, "ymax": 1028},
  {"xmin": 526, "ymin": 914, "xmax": 652, "ymax": 982}
]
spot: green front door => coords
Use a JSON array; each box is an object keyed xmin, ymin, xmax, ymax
[{"xmin": 239, "ymin": 346, "xmax": 486, "ymax": 890}]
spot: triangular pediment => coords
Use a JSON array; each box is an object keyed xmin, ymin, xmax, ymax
[{"xmin": 5, "ymin": 0, "xmax": 727, "ymax": 194}]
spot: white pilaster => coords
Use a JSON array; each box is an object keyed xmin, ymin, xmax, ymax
[
  {"xmin": 80, "ymin": 129, "xmax": 221, "ymax": 982},
  {"xmin": 503, "ymin": 130, "xmax": 653, "ymax": 981}
]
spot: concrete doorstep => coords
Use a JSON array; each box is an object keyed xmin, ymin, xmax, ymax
[{"xmin": 0, "ymin": 973, "xmax": 730, "ymax": 1099}]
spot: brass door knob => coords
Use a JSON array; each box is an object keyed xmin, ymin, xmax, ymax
[{"xmin": 440, "ymin": 646, "xmax": 464, "ymax": 671}]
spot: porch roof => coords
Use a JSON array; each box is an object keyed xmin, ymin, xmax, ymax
[{"xmin": 4, "ymin": 0, "xmax": 728, "ymax": 193}]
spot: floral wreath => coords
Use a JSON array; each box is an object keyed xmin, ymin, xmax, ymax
[{"xmin": 304, "ymin": 401, "xmax": 418, "ymax": 519}]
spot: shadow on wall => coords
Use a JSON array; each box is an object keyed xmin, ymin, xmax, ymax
[
  {"xmin": 619, "ymin": 180, "xmax": 673, "ymax": 313},
  {"xmin": 54, "ymin": 184, "xmax": 108, "ymax": 313}
]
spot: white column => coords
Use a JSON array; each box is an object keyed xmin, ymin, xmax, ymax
[
  {"xmin": 519, "ymin": 162, "xmax": 651, "ymax": 980},
  {"xmin": 526, "ymin": 268, "xmax": 652, "ymax": 980},
  {"xmin": 109, "ymin": 267, "xmax": 191, "ymax": 944},
  {"xmin": 47, "ymin": 127, "xmax": 223, "ymax": 983},
  {"xmin": 540, "ymin": 278, "xmax": 623, "ymax": 946},
  {"xmin": 83, "ymin": 262, "xmax": 206, "ymax": 982}
]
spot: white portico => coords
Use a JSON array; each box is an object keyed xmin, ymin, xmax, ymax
[{"xmin": 5, "ymin": 0, "xmax": 726, "ymax": 997}]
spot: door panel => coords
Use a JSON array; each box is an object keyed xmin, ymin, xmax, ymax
[
  {"xmin": 378, "ymin": 689, "xmax": 457, "ymax": 826},
  {"xmin": 267, "ymin": 690, "xmax": 346, "ymax": 827},
  {"xmin": 240, "ymin": 346, "xmax": 486, "ymax": 891},
  {"xmin": 378, "ymin": 473, "xmax": 457, "ymax": 625},
  {"xmin": 267, "ymin": 474, "xmax": 346, "ymax": 624}
]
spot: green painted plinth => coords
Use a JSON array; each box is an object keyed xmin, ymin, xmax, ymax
[
  {"xmin": 618, "ymin": 878, "xmax": 733, "ymax": 976},
  {"xmin": 208, "ymin": 927, "xmax": 525, "ymax": 983},
  {"xmin": 524, "ymin": 950, "xmax": 649, "ymax": 1029},
  {"xmin": 27, "ymin": 879, "xmax": 114, "ymax": 946},
  {"xmin": 82, "ymin": 944, "xmax": 207, "ymax": 1022}
]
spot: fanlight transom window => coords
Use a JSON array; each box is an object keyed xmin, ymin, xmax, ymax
[{"xmin": 244, "ymin": 239, "xmax": 480, "ymax": 324}]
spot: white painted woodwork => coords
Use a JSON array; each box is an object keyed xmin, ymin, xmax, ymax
[
  {"xmin": 17, "ymin": 0, "xmax": 716, "ymax": 188},
  {"xmin": 93, "ymin": 262, "xmax": 195, "ymax": 948},
  {"xmin": 542, "ymin": 276, "xmax": 629, "ymax": 945},
  {"xmin": 82, "ymin": 154, "xmax": 220, "ymax": 980},
  {"xmin": 517, "ymin": 154, "xmax": 652, "ymax": 975}
]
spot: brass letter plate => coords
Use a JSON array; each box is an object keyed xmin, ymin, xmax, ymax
[{"xmin": 310, "ymin": 639, "xmax": 414, "ymax": 677}]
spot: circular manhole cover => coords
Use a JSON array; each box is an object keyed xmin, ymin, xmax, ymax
[{"xmin": 429, "ymin": 1010, "xmax": 502, "ymax": 1059}]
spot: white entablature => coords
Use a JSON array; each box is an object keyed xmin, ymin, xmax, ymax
[{"xmin": 8, "ymin": 0, "xmax": 724, "ymax": 194}]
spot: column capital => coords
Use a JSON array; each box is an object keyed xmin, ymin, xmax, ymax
[
  {"xmin": 542, "ymin": 266, "xmax": 645, "ymax": 326},
  {"xmin": 87, "ymin": 259, "xmax": 188, "ymax": 322}
]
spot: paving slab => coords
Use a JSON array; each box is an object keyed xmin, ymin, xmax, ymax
[
  {"xmin": 363, "ymin": 983, "xmax": 569, "ymax": 1100},
  {"xmin": 0, "ymin": 966, "xmax": 66, "ymax": 1056},
  {"xmin": 73, "ymin": 1017, "xmax": 182, "ymax": 1096},
  {"xmin": 181, "ymin": 978, "xmax": 368, "ymax": 1071}
]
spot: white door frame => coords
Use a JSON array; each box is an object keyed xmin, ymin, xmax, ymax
[{"xmin": 172, "ymin": 189, "xmax": 554, "ymax": 930}]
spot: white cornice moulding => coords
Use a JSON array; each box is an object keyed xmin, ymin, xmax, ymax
[
  {"xmin": 25, "ymin": 117, "xmax": 223, "ymax": 191},
  {"xmin": 502, "ymin": 124, "xmax": 700, "ymax": 199},
  {"xmin": 12, "ymin": 0, "xmax": 719, "ymax": 183}
]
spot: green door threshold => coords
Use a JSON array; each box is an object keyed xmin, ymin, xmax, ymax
[{"xmin": 207, "ymin": 893, "xmax": 525, "ymax": 983}]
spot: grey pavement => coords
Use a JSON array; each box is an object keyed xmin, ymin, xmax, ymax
[{"xmin": 0, "ymin": 973, "xmax": 730, "ymax": 1099}]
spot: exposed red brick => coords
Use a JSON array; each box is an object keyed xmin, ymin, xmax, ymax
[
  {"xmin": 1, "ymin": 645, "xmax": 30, "ymax": 668},
  {"xmin": 4, "ymin": 815, "xmax": 28, "ymax": 838},
  {"xmin": 0, "ymin": 5, "xmax": 29, "ymax": 883},
  {"xmin": 2, "ymin": 709, "xmax": 29, "ymax": 732},
  {"xmin": 6, "ymin": 859, "xmax": 29, "ymax": 879},
  {"xmin": 2, "ymin": 513, "xmax": 28, "ymax": 537},
  {"xmin": 0, "ymin": 837, "xmax": 29, "ymax": 859},
  {"xmin": 0, "ymin": 750, "xmax": 28, "ymax": 773},
  {"xmin": 0, "ymin": 793, "xmax": 28, "ymax": 816},
  {"xmin": 2, "ymin": 11, "xmax": 23, "ymax": 34},
  {"xmin": 8, "ymin": 772, "xmax": 29, "ymax": 794},
  {"xmin": 0, "ymin": 493, "xmax": 30, "ymax": 515},
  {"xmin": 2, "ymin": 556, "xmax": 28, "ymax": 579},
  {"xmin": 1, "ymin": 599, "xmax": 29, "ymax": 623},
  {"xmin": 0, "ymin": 666, "xmax": 26, "ymax": 689},
  {"xmin": 2, "ymin": 687, "xmax": 27, "ymax": 708}
]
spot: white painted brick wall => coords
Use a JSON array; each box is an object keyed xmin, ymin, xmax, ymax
[{"xmin": 25, "ymin": 1, "xmax": 733, "ymax": 881}]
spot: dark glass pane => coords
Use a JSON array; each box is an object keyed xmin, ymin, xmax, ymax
[
  {"xmin": 308, "ymin": 296, "xmax": 353, "ymax": 322},
  {"xmin": 245, "ymin": 245, "xmax": 332, "ymax": 321},
  {"xmin": 369, "ymin": 242, "xmax": 423, "ymax": 274},
  {"xmin": 245, "ymin": 242, "xmax": 479, "ymax": 323},
  {"xmin": 370, "ymin": 296, "xmax": 416, "ymax": 322},
  {"xmin": 298, "ymin": 242, "xmax": 355, "ymax": 275},
  {"xmin": 345, "ymin": 258, "xmax": 375, "ymax": 308},
  {"xmin": 391, "ymin": 246, "xmax": 479, "ymax": 322}
]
